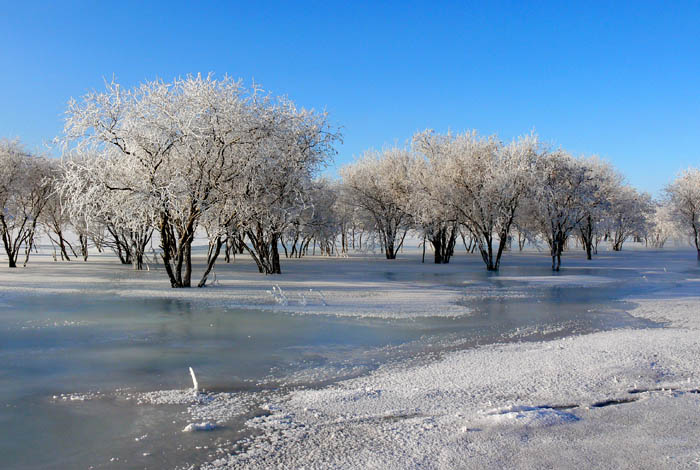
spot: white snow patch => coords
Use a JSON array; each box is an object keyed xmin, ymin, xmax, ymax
[{"xmin": 183, "ymin": 422, "xmax": 217, "ymax": 432}]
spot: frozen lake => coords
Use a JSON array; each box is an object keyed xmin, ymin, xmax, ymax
[{"xmin": 0, "ymin": 251, "xmax": 678, "ymax": 469}]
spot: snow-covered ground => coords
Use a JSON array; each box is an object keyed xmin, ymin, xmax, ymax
[
  {"xmin": 216, "ymin": 302, "xmax": 700, "ymax": 469},
  {"xmin": 192, "ymin": 249, "xmax": 699, "ymax": 469},
  {"xmin": 2, "ymin": 244, "xmax": 699, "ymax": 469}
]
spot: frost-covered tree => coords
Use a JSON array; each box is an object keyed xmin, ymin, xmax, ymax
[
  {"xmin": 576, "ymin": 157, "xmax": 620, "ymax": 259},
  {"xmin": 60, "ymin": 153, "xmax": 154, "ymax": 269},
  {"xmin": 646, "ymin": 202, "xmax": 676, "ymax": 249},
  {"xmin": 407, "ymin": 152, "xmax": 459, "ymax": 264},
  {"xmin": 665, "ymin": 168, "xmax": 700, "ymax": 259},
  {"xmin": 62, "ymin": 75, "xmax": 337, "ymax": 284},
  {"xmin": 41, "ymin": 161, "xmax": 80, "ymax": 261},
  {"xmin": 605, "ymin": 185, "xmax": 653, "ymax": 251},
  {"xmin": 340, "ymin": 148, "xmax": 414, "ymax": 259},
  {"xmin": 511, "ymin": 196, "xmax": 540, "ymax": 251},
  {"xmin": 0, "ymin": 139, "xmax": 52, "ymax": 267},
  {"xmin": 413, "ymin": 130, "xmax": 538, "ymax": 270},
  {"xmin": 532, "ymin": 150, "xmax": 601, "ymax": 271},
  {"xmin": 232, "ymin": 100, "xmax": 338, "ymax": 273},
  {"xmin": 297, "ymin": 180, "xmax": 341, "ymax": 257},
  {"xmin": 334, "ymin": 184, "xmax": 371, "ymax": 252}
]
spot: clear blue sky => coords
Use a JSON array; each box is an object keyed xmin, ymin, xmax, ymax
[{"xmin": 1, "ymin": 1, "xmax": 698, "ymax": 195}]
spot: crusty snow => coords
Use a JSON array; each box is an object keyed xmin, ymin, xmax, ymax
[{"xmin": 205, "ymin": 290, "xmax": 700, "ymax": 469}]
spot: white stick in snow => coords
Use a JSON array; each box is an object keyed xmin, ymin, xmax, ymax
[{"xmin": 189, "ymin": 367, "xmax": 199, "ymax": 392}]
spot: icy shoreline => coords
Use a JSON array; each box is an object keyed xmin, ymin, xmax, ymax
[
  {"xmin": 188, "ymin": 254, "xmax": 699, "ymax": 469},
  {"xmin": 207, "ymin": 292, "xmax": 700, "ymax": 469}
]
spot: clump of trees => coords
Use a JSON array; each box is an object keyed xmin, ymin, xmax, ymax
[
  {"xmin": 0, "ymin": 140, "xmax": 52, "ymax": 268},
  {"xmin": 339, "ymin": 129, "xmax": 670, "ymax": 272},
  {"xmin": 2, "ymin": 77, "xmax": 699, "ymax": 281},
  {"xmin": 59, "ymin": 75, "xmax": 339, "ymax": 287},
  {"xmin": 339, "ymin": 148, "xmax": 414, "ymax": 259},
  {"xmin": 411, "ymin": 131, "xmax": 538, "ymax": 270}
]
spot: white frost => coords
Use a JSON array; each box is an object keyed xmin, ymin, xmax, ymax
[
  {"xmin": 182, "ymin": 422, "xmax": 217, "ymax": 432},
  {"xmin": 189, "ymin": 366, "xmax": 199, "ymax": 392}
]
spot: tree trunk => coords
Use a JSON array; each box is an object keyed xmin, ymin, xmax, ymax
[
  {"xmin": 579, "ymin": 216, "xmax": 594, "ymax": 260},
  {"xmin": 159, "ymin": 213, "xmax": 197, "ymax": 288},
  {"xmin": 198, "ymin": 237, "xmax": 224, "ymax": 287},
  {"xmin": 79, "ymin": 234, "xmax": 89, "ymax": 261},
  {"xmin": 57, "ymin": 231, "xmax": 71, "ymax": 261},
  {"xmin": 551, "ymin": 236, "xmax": 564, "ymax": 272},
  {"xmin": 281, "ymin": 238, "xmax": 289, "ymax": 258},
  {"xmin": 23, "ymin": 229, "xmax": 37, "ymax": 267},
  {"xmin": 384, "ymin": 229, "xmax": 397, "ymax": 259},
  {"xmin": 432, "ymin": 228, "xmax": 444, "ymax": 264},
  {"xmin": 244, "ymin": 226, "xmax": 283, "ymax": 274},
  {"xmin": 271, "ymin": 238, "xmax": 281, "ymax": 274}
]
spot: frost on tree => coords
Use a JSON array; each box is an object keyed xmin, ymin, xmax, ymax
[
  {"xmin": 406, "ymin": 149, "xmax": 459, "ymax": 264},
  {"xmin": 231, "ymin": 99, "xmax": 339, "ymax": 275},
  {"xmin": 603, "ymin": 185, "xmax": 653, "ymax": 252},
  {"xmin": 279, "ymin": 179, "xmax": 341, "ymax": 258},
  {"xmin": 340, "ymin": 148, "xmax": 414, "ymax": 260},
  {"xmin": 531, "ymin": 151, "xmax": 602, "ymax": 271},
  {"xmin": 646, "ymin": 203, "xmax": 677, "ymax": 248},
  {"xmin": 60, "ymin": 152, "xmax": 154, "ymax": 269},
  {"xmin": 574, "ymin": 157, "xmax": 619, "ymax": 260},
  {"xmin": 665, "ymin": 168, "xmax": 700, "ymax": 259},
  {"xmin": 0, "ymin": 139, "xmax": 52, "ymax": 268},
  {"xmin": 61, "ymin": 75, "xmax": 338, "ymax": 287},
  {"xmin": 413, "ymin": 130, "xmax": 538, "ymax": 270}
]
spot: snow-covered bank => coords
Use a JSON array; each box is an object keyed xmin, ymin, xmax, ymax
[
  {"xmin": 190, "ymin": 258, "xmax": 700, "ymax": 469},
  {"xmin": 209, "ymin": 305, "xmax": 700, "ymax": 469}
]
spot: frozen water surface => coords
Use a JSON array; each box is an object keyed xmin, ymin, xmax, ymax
[{"xmin": 0, "ymin": 250, "xmax": 679, "ymax": 469}]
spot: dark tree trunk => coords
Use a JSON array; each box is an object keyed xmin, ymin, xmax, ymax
[
  {"xmin": 107, "ymin": 225, "xmax": 132, "ymax": 265},
  {"xmin": 55, "ymin": 230, "xmax": 71, "ymax": 261},
  {"xmin": 1, "ymin": 214, "xmax": 34, "ymax": 268},
  {"xmin": 579, "ymin": 216, "xmax": 594, "ymax": 260},
  {"xmin": 198, "ymin": 237, "xmax": 224, "ymax": 287},
  {"xmin": 79, "ymin": 234, "xmax": 89, "ymax": 261},
  {"xmin": 281, "ymin": 238, "xmax": 289, "ymax": 258},
  {"xmin": 429, "ymin": 225, "xmax": 458, "ymax": 264},
  {"xmin": 23, "ymin": 229, "xmax": 38, "ymax": 267},
  {"xmin": 244, "ymin": 226, "xmax": 283, "ymax": 274},
  {"xmin": 159, "ymin": 213, "xmax": 197, "ymax": 288},
  {"xmin": 551, "ymin": 234, "xmax": 565, "ymax": 272}
]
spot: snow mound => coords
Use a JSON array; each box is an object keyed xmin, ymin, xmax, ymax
[
  {"xmin": 485, "ymin": 405, "xmax": 580, "ymax": 427},
  {"xmin": 131, "ymin": 389, "xmax": 198, "ymax": 405},
  {"xmin": 183, "ymin": 421, "xmax": 217, "ymax": 432},
  {"xmin": 126, "ymin": 389, "xmax": 254, "ymax": 424},
  {"xmin": 188, "ymin": 392, "xmax": 255, "ymax": 424}
]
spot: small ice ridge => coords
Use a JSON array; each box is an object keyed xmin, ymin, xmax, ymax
[{"xmin": 182, "ymin": 422, "xmax": 217, "ymax": 432}]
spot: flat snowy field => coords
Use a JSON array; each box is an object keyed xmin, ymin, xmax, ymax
[{"xmin": 2, "ymin": 244, "xmax": 700, "ymax": 469}]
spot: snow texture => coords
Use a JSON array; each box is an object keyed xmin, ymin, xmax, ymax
[{"xmin": 191, "ymin": 253, "xmax": 700, "ymax": 469}]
